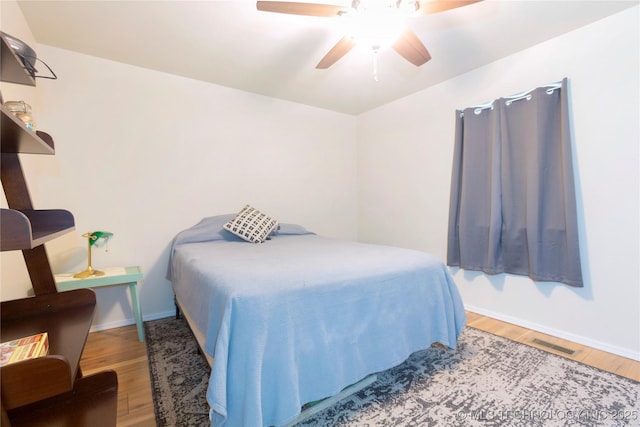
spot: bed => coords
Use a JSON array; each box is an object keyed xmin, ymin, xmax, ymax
[{"xmin": 167, "ymin": 214, "xmax": 466, "ymax": 427}]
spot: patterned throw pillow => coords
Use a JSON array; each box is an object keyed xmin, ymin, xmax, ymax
[{"xmin": 223, "ymin": 205, "xmax": 278, "ymax": 243}]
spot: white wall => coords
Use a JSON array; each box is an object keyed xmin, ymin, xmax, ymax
[
  {"xmin": 1, "ymin": 41, "xmax": 358, "ymax": 329},
  {"xmin": 357, "ymin": 7, "xmax": 640, "ymax": 359}
]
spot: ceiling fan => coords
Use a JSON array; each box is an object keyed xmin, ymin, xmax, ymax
[{"xmin": 256, "ymin": 0, "xmax": 482, "ymax": 69}]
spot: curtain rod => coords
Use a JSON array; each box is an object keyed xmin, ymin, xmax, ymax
[{"xmin": 459, "ymin": 80, "xmax": 563, "ymax": 117}]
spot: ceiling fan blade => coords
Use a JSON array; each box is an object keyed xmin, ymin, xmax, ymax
[
  {"xmin": 415, "ymin": 0, "xmax": 482, "ymax": 16},
  {"xmin": 316, "ymin": 36, "xmax": 356, "ymax": 69},
  {"xmin": 392, "ymin": 28, "xmax": 431, "ymax": 66},
  {"xmin": 256, "ymin": 1, "xmax": 346, "ymax": 17}
]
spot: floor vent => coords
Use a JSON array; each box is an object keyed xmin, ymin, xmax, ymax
[{"xmin": 531, "ymin": 338, "xmax": 576, "ymax": 355}]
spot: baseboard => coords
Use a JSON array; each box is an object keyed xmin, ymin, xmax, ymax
[
  {"xmin": 465, "ymin": 305, "xmax": 640, "ymax": 362},
  {"xmin": 89, "ymin": 310, "xmax": 175, "ymax": 333}
]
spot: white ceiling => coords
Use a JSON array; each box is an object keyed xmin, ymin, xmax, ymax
[{"xmin": 16, "ymin": 0, "xmax": 638, "ymax": 115}]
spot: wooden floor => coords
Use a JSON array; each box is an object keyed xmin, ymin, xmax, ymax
[
  {"xmin": 80, "ymin": 312, "xmax": 640, "ymax": 426},
  {"xmin": 80, "ymin": 326, "xmax": 156, "ymax": 427}
]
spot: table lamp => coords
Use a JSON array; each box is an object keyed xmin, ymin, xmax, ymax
[{"xmin": 74, "ymin": 231, "xmax": 113, "ymax": 279}]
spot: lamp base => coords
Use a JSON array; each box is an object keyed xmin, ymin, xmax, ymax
[{"xmin": 73, "ymin": 266, "xmax": 105, "ymax": 279}]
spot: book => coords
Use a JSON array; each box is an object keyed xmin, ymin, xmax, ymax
[{"xmin": 0, "ymin": 332, "xmax": 49, "ymax": 367}]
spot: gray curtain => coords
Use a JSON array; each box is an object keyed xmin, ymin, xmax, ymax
[{"xmin": 447, "ymin": 78, "xmax": 583, "ymax": 287}]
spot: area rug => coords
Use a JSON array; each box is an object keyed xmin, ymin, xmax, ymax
[
  {"xmin": 145, "ymin": 317, "xmax": 210, "ymax": 426},
  {"xmin": 145, "ymin": 317, "xmax": 640, "ymax": 427}
]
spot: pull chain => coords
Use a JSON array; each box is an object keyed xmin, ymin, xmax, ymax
[{"xmin": 372, "ymin": 45, "xmax": 380, "ymax": 82}]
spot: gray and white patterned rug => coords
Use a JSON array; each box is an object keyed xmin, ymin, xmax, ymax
[{"xmin": 145, "ymin": 317, "xmax": 639, "ymax": 427}]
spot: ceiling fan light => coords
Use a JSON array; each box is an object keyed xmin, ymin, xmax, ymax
[
  {"xmin": 352, "ymin": 0, "xmax": 417, "ymax": 15},
  {"xmin": 343, "ymin": 5, "xmax": 406, "ymax": 49},
  {"xmin": 397, "ymin": 0, "xmax": 419, "ymax": 15}
]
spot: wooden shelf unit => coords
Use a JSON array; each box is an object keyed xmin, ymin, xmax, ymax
[
  {"xmin": 0, "ymin": 208, "xmax": 75, "ymax": 251},
  {"xmin": 1, "ymin": 32, "xmax": 118, "ymax": 427},
  {"xmin": 0, "ymin": 33, "xmax": 36, "ymax": 87},
  {"xmin": 0, "ymin": 117, "xmax": 70, "ymax": 294},
  {"xmin": 0, "ymin": 103, "xmax": 54, "ymax": 154},
  {"xmin": 1, "ymin": 289, "xmax": 96, "ymax": 410}
]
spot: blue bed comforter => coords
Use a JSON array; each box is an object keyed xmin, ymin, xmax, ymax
[{"xmin": 168, "ymin": 216, "xmax": 466, "ymax": 427}]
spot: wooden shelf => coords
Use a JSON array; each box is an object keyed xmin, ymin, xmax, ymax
[
  {"xmin": 0, "ymin": 104, "xmax": 72, "ymax": 253},
  {"xmin": 1, "ymin": 104, "xmax": 54, "ymax": 154},
  {"xmin": 0, "ymin": 289, "xmax": 96, "ymax": 409},
  {"xmin": 5, "ymin": 371, "xmax": 118, "ymax": 427},
  {"xmin": 0, "ymin": 209, "xmax": 75, "ymax": 251},
  {"xmin": 0, "ymin": 32, "xmax": 36, "ymax": 87}
]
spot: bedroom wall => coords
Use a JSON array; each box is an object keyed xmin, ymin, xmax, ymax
[
  {"xmin": 0, "ymin": 5, "xmax": 358, "ymax": 328},
  {"xmin": 357, "ymin": 7, "xmax": 639, "ymax": 360}
]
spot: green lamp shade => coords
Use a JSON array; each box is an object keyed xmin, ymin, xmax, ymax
[{"xmin": 89, "ymin": 231, "xmax": 114, "ymax": 247}]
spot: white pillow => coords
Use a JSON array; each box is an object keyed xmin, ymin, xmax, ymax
[{"xmin": 223, "ymin": 205, "xmax": 278, "ymax": 243}]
